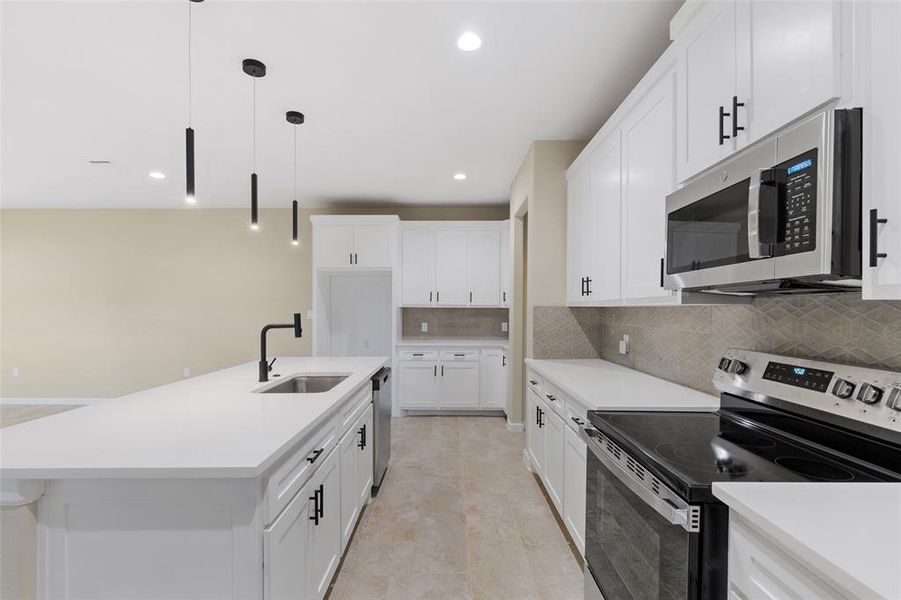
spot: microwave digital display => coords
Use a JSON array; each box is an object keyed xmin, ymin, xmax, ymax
[{"xmin": 787, "ymin": 159, "xmax": 813, "ymax": 175}]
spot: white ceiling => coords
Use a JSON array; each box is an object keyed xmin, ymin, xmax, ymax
[{"xmin": 0, "ymin": 0, "xmax": 680, "ymax": 209}]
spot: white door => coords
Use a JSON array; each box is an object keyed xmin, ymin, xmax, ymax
[
  {"xmin": 736, "ymin": 0, "xmax": 839, "ymax": 145},
  {"xmin": 306, "ymin": 448, "xmax": 340, "ymax": 600},
  {"xmin": 263, "ymin": 477, "xmax": 310, "ymax": 600},
  {"xmin": 526, "ymin": 390, "xmax": 545, "ymax": 476},
  {"xmin": 542, "ymin": 408, "xmax": 565, "ymax": 514},
  {"xmin": 566, "ymin": 163, "xmax": 593, "ymax": 305},
  {"xmin": 500, "ymin": 226, "xmax": 511, "ymax": 307},
  {"xmin": 676, "ymin": 0, "xmax": 737, "ymax": 182},
  {"xmin": 589, "ymin": 132, "xmax": 622, "ymax": 302},
  {"xmin": 353, "ymin": 226, "xmax": 392, "ymax": 268},
  {"xmin": 401, "ymin": 229, "xmax": 435, "ymax": 305},
  {"xmin": 864, "ymin": 0, "xmax": 901, "ymax": 299},
  {"xmin": 357, "ymin": 405, "xmax": 374, "ymax": 508},
  {"xmin": 563, "ymin": 425, "xmax": 586, "ymax": 555},
  {"xmin": 397, "ymin": 362, "xmax": 438, "ymax": 408},
  {"xmin": 478, "ymin": 349, "xmax": 507, "ymax": 409},
  {"xmin": 338, "ymin": 422, "xmax": 361, "ymax": 552},
  {"xmin": 435, "ymin": 229, "xmax": 468, "ymax": 305},
  {"xmin": 439, "ymin": 361, "xmax": 480, "ymax": 408},
  {"xmin": 621, "ymin": 69, "xmax": 677, "ymax": 301},
  {"xmin": 315, "ymin": 225, "xmax": 355, "ymax": 268},
  {"xmin": 466, "ymin": 230, "xmax": 501, "ymax": 306}
]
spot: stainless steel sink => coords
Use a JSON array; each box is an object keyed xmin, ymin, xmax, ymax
[{"xmin": 257, "ymin": 375, "xmax": 348, "ymax": 394}]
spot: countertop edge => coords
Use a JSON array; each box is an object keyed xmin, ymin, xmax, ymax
[{"xmin": 712, "ymin": 483, "xmax": 886, "ymax": 600}]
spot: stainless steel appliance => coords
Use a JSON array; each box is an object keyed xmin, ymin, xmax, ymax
[
  {"xmin": 371, "ymin": 367, "xmax": 391, "ymax": 494},
  {"xmin": 582, "ymin": 350, "xmax": 901, "ymax": 599},
  {"xmin": 664, "ymin": 108, "xmax": 862, "ymax": 295}
]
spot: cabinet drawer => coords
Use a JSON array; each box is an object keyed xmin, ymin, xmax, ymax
[
  {"xmin": 439, "ymin": 350, "xmax": 479, "ymax": 362},
  {"xmin": 526, "ymin": 369, "xmax": 544, "ymax": 397},
  {"xmin": 398, "ymin": 350, "xmax": 439, "ymax": 361},
  {"xmin": 264, "ymin": 416, "xmax": 338, "ymax": 525},
  {"xmin": 542, "ymin": 380, "xmax": 565, "ymax": 416},
  {"xmin": 340, "ymin": 384, "xmax": 372, "ymax": 434},
  {"xmin": 564, "ymin": 397, "xmax": 590, "ymax": 433}
]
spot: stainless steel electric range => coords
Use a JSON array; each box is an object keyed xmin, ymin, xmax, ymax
[{"xmin": 581, "ymin": 349, "xmax": 901, "ymax": 600}]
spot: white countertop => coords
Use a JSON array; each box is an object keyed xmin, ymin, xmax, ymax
[
  {"xmin": 0, "ymin": 357, "xmax": 387, "ymax": 480},
  {"xmin": 398, "ymin": 338, "xmax": 509, "ymax": 348},
  {"xmin": 713, "ymin": 482, "xmax": 901, "ymax": 600},
  {"xmin": 525, "ymin": 359, "xmax": 718, "ymax": 411}
]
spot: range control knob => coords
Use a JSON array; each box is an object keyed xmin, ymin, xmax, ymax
[
  {"xmin": 718, "ymin": 358, "xmax": 732, "ymax": 372},
  {"xmin": 856, "ymin": 383, "xmax": 884, "ymax": 405},
  {"xmin": 728, "ymin": 360, "xmax": 748, "ymax": 376},
  {"xmin": 887, "ymin": 387, "xmax": 901, "ymax": 412},
  {"xmin": 832, "ymin": 378, "xmax": 856, "ymax": 399}
]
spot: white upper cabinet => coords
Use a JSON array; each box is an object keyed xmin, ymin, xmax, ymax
[
  {"xmin": 400, "ymin": 222, "xmax": 509, "ymax": 307},
  {"xmin": 312, "ymin": 217, "xmax": 397, "ymax": 270},
  {"xmin": 863, "ymin": 0, "xmax": 901, "ymax": 299},
  {"xmin": 435, "ymin": 229, "xmax": 468, "ymax": 305},
  {"xmin": 736, "ymin": 0, "xmax": 840, "ymax": 145},
  {"xmin": 566, "ymin": 162, "xmax": 593, "ymax": 305},
  {"xmin": 621, "ymin": 68, "xmax": 677, "ymax": 301},
  {"xmin": 589, "ymin": 132, "xmax": 623, "ymax": 303},
  {"xmin": 500, "ymin": 226, "xmax": 511, "ymax": 307},
  {"xmin": 676, "ymin": 0, "xmax": 738, "ymax": 182},
  {"xmin": 401, "ymin": 229, "xmax": 436, "ymax": 305}
]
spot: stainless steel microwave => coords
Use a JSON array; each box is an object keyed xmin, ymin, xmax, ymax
[{"xmin": 664, "ymin": 108, "xmax": 862, "ymax": 295}]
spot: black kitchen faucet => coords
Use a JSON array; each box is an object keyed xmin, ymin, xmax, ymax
[{"xmin": 259, "ymin": 313, "xmax": 303, "ymax": 382}]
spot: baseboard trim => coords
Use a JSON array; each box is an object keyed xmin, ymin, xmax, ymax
[
  {"xmin": 0, "ymin": 397, "xmax": 101, "ymax": 406},
  {"xmin": 506, "ymin": 420, "xmax": 524, "ymax": 432},
  {"xmin": 401, "ymin": 409, "xmax": 506, "ymax": 416}
]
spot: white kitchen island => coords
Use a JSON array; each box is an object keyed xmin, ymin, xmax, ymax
[{"xmin": 0, "ymin": 356, "xmax": 387, "ymax": 600}]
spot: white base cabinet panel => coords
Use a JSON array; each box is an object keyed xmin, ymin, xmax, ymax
[
  {"xmin": 562, "ymin": 424, "xmax": 586, "ymax": 555},
  {"xmin": 397, "ymin": 346, "xmax": 508, "ymax": 412},
  {"xmin": 526, "ymin": 388, "xmax": 546, "ymax": 477},
  {"xmin": 479, "ymin": 349, "xmax": 508, "ymax": 409},
  {"xmin": 542, "ymin": 408, "xmax": 566, "ymax": 514},
  {"xmin": 339, "ymin": 404, "xmax": 373, "ymax": 552}
]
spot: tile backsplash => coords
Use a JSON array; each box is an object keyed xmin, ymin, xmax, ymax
[
  {"xmin": 402, "ymin": 308, "xmax": 509, "ymax": 340},
  {"xmin": 533, "ymin": 295, "xmax": 901, "ymax": 396}
]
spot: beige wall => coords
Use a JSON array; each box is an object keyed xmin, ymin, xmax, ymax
[
  {"xmin": 507, "ymin": 141, "xmax": 585, "ymax": 424},
  {"xmin": 0, "ymin": 205, "xmax": 507, "ymax": 398}
]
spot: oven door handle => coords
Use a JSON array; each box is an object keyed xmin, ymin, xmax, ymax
[{"xmin": 581, "ymin": 427, "xmax": 700, "ymax": 533}]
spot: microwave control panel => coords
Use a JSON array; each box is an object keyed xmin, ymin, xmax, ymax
[{"xmin": 777, "ymin": 149, "xmax": 818, "ymax": 255}]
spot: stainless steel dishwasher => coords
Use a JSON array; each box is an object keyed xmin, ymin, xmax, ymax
[{"xmin": 370, "ymin": 367, "xmax": 391, "ymax": 494}]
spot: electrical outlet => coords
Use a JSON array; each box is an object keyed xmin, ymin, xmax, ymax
[
  {"xmin": 183, "ymin": 367, "xmax": 191, "ymax": 378},
  {"xmin": 11, "ymin": 367, "xmax": 19, "ymax": 377},
  {"xmin": 618, "ymin": 334, "xmax": 631, "ymax": 356},
  {"xmin": 501, "ymin": 321, "xmax": 508, "ymax": 333},
  {"xmin": 421, "ymin": 322, "xmax": 429, "ymax": 333}
]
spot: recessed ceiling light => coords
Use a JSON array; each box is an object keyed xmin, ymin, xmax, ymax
[
  {"xmin": 453, "ymin": 173, "xmax": 467, "ymax": 181},
  {"xmin": 148, "ymin": 171, "xmax": 166, "ymax": 180},
  {"xmin": 457, "ymin": 32, "xmax": 481, "ymax": 52}
]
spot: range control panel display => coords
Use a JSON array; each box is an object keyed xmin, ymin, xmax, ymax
[
  {"xmin": 763, "ymin": 361, "xmax": 834, "ymax": 392},
  {"xmin": 778, "ymin": 149, "xmax": 818, "ymax": 256}
]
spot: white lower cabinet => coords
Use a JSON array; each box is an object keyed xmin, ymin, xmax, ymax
[
  {"xmin": 398, "ymin": 360, "xmax": 439, "ymax": 409},
  {"xmin": 339, "ymin": 404, "xmax": 373, "ymax": 552},
  {"xmin": 728, "ymin": 514, "xmax": 849, "ymax": 600},
  {"xmin": 479, "ymin": 349, "xmax": 508, "ymax": 409},
  {"xmin": 397, "ymin": 346, "xmax": 508, "ymax": 411},
  {"xmin": 542, "ymin": 408, "xmax": 566, "ymax": 514},
  {"xmin": 562, "ymin": 424, "xmax": 586, "ymax": 555},
  {"xmin": 439, "ymin": 359, "xmax": 480, "ymax": 408},
  {"xmin": 526, "ymin": 388, "xmax": 546, "ymax": 477}
]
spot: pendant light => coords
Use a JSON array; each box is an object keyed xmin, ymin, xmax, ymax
[
  {"xmin": 286, "ymin": 111, "xmax": 305, "ymax": 246},
  {"xmin": 185, "ymin": 0, "xmax": 203, "ymax": 204},
  {"xmin": 243, "ymin": 58, "xmax": 266, "ymax": 230}
]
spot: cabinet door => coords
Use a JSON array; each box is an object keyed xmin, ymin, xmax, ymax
[
  {"xmin": 563, "ymin": 425, "xmax": 586, "ymax": 555},
  {"xmin": 500, "ymin": 226, "xmax": 511, "ymax": 307},
  {"xmin": 466, "ymin": 230, "xmax": 501, "ymax": 306},
  {"xmin": 478, "ymin": 349, "xmax": 507, "ymax": 409},
  {"xmin": 263, "ymin": 478, "xmax": 310, "ymax": 600},
  {"xmin": 588, "ymin": 132, "xmax": 622, "ymax": 302},
  {"xmin": 401, "ymin": 229, "xmax": 435, "ymax": 305},
  {"xmin": 307, "ymin": 448, "xmax": 340, "ymax": 600},
  {"xmin": 338, "ymin": 423, "xmax": 360, "ymax": 552},
  {"xmin": 621, "ymin": 69, "xmax": 677, "ymax": 301},
  {"xmin": 542, "ymin": 408, "xmax": 565, "ymax": 514},
  {"xmin": 439, "ymin": 361, "xmax": 480, "ymax": 408},
  {"xmin": 435, "ymin": 229, "xmax": 468, "ymax": 305},
  {"xmin": 357, "ymin": 405, "xmax": 374, "ymax": 509},
  {"xmin": 566, "ymin": 163, "xmax": 593, "ymax": 305},
  {"xmin": 315, "ymin": 226, "xmax": 355, "ymax": 268},
  {"xmin": 676, "ymin": 0, "xmax": 737, "ymax": 182},
  {"xmin": 526, "ymin": 390, "xmax": 545, "ymax": 476},
  {"xmin": 353, "ymin": 226, "xmax": 392, "ymax": 268},
  {"xmin": 864, "ymin": 0, "xmax": 901, "ymax": 299},
  {"xmin": 736, "ymin": 0, "xmax": 839, "ymax": 145},
  {"xmin": 397, "ymin": 362, "xmax": 438, "ymax": 408}
]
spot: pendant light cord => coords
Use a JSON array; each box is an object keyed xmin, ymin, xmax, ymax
[
  {"xmin": 252, "ymin": 78, "xmax": 256, "ymax": 171},
  {"xmin": 187, "ymin": 0, "xmax": 192, "ymax": 127},
  {"xmin": 293, "ymin": 125, "xmax": 297, "ymax": 200}
]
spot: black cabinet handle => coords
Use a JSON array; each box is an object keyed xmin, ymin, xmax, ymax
[
  {"xmin": 306, "ymin": 448, "xmax": 324, "ymax": 463},
  {"xmin": 580, "ymin": 277, "xmax": 586, "ymax": 296},
  {"xmin": 354, "ymin": 253, "xmax": 358, "ymax": 264},
  {"xmin": 731, "ymin": 96, "xmax": 745, "ymax": 138},
  {"xmin": 413, "ymin": 353, "xmax": 424, "ymax": 356},
  {"xmin": 358, "ymin": 424, "xmax": 366, "ymax": 449},
  {"xmin": 469, "ymin": 291, "xmax": 473, "ymax": 303},
  {"xmin": 870, "ymin": 209, "xmax": 889, "ymax": 267},
  {"xmin": 535, "ymin": 406, "xmax": 540, "ymax": 425},
  {"xmin": 434, "ymin": 365, "xmax": 437, "ymax": 377},
  {"xmin": 349, "ymin": 253, "xmax": 353, "ymax": 265},
  {"xmin": 529, "ymin": 379, "xmax": 538, "ymax": 385},
  {"xmin": 503, "ymin": 291, "xmax": 506, "ymax": 303},
  {"xmin": 430, "ymin": 291, "xmax": 433, "ymax": 302},
  {"xmin": 538, "ymin": 407, "xmax": 544, "ymax": 428},
  {"xmin": 586, "ymin": 278, "xmax": 592, "ymax": 296},
  {"xmin": 571, "ymin": 416, "xmax": 585, "ymax": 426},
  {"xmin": 441, "ymin": 365, "xmax": 445, "ymax": 377},
  {"xmin": 309, "ymin": 485, "xmax": 323, "ymax": 525},
  {"xmin": 719, "ymin": 105, "xmax": 731, "ymax": 145},
  {"xmin": 546, "ymin": 393, "xmax": 556, "ymax": 402},
  {"xmin": 502, "ymin": 355, "xmax": 506, "ymax": 367},
  {"xmin": 660, "ymin": 258, "xmax": 665, "ymax": 287},
  {"xmin": 436, "ymin": 291, "xmax": 440, "ymax": 302}
]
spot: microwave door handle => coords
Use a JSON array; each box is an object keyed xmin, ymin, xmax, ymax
[{"xmin": 748, "ymin": 168, "xmax": 768, "ymax": 259}]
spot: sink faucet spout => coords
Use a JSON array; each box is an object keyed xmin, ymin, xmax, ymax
[{"xmin": 259, "ymin": 313, "xmax": 303, "ymax": 382}]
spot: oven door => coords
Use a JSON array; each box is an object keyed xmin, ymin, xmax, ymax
[{"xmin": 582, "ymin": 427, "xmax": 700, "ymax": 600}]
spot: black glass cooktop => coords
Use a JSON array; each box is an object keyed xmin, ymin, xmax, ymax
[{"xmin": 588, "ymin": 398, "xmax": 901, "ymax": 503}]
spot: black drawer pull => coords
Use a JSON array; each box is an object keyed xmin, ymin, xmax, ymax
[
  {"xmin": 731, "ymin": 96, "xmax": 745, "ymax": 138},
  {"xmin": 546, "ymin": 394, "xmax": 556, "ymax": 402},
  {"xmin": 719, "ymin": 105, "xmax": 731, "ymax": 145},
  {"xmin": 870, "ymin": 208, "xmax": 889, "ymax": 267},
  {"xmin": 412, "ymin": 353, "xmax": 424, "ymax": 357},
  {"xmin": 306, "ymin": 448, "xmax": 324, "ymax": 463},
  {"xmin": 571, "ymin": 416, "xmax": 585, "ymax": 426},
  {"xmin": 529, "ymin": 379, "xmax": 538, "ymax": 385}
]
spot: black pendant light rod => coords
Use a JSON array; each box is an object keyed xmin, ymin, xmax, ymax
[
  {"xmin": 185, "ymin": 0, "xmax": 202, "ymax": 204},
  {"xmin": 243, "ymin": 59, "xmax": 266, "ymax": 230},
  {"xmin": 286, "ymin": 110, "xmax": 305, "ymax": 246}
]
